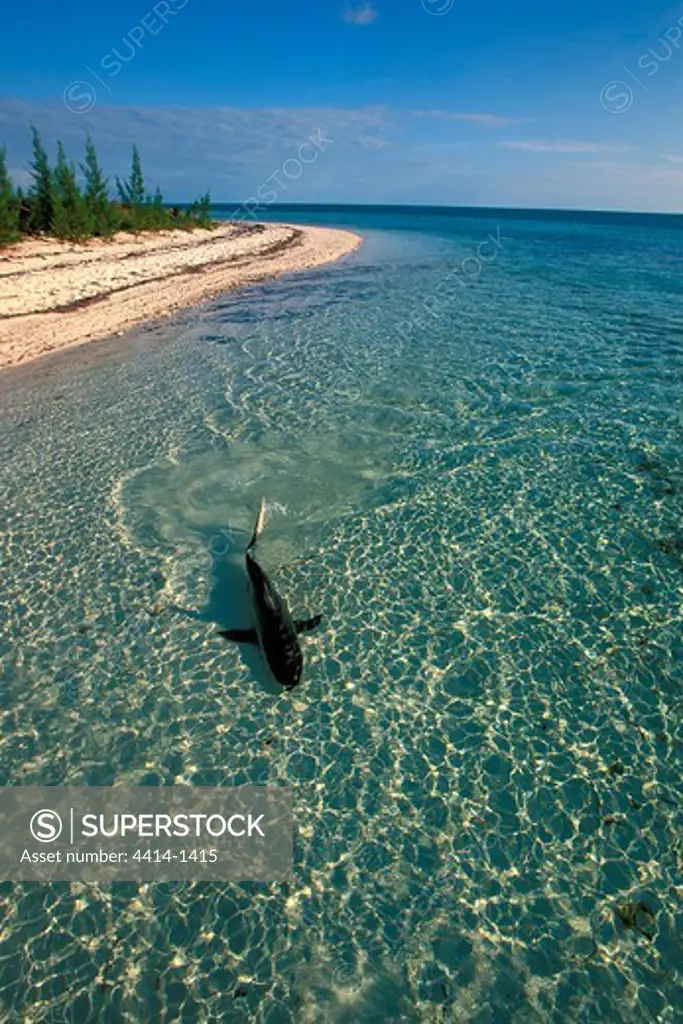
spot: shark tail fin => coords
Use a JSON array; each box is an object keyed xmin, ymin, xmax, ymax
[{"xmin": 247, "ymin": 498, "xmax": 267, "ymax": 553}]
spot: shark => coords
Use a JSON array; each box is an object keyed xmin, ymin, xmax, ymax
[{"xmin": 218, "ymin": 500, "xmax": 322, "ymax": 690}]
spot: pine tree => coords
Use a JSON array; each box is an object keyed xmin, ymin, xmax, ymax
[
  {"xmin": 80, "ymin": 134, "xmax": 112, "ymax": 236},
  {"xmin": 0, "ymin": 147, "xmax": 19, "ymax": 246},
  {"xmin": 29, "ymin": 127, "xmax": 54, "ymax": 233},
  {"xmin": 116, "ymin": 145, "xmax": 147, "ymax": 231},
  {"xmin": 52, "ymin": 141, "xmax": 93, "ymax": 240},
  {"xmin": 128, "ymin": 146, "xmax": 146, "ymax": 206},
  {"xmin": 15, "ymin": 186, "xmax": 31, "ymax": 235},
  {"xmin": 4, "ymin": 129, "xmax": 215, "ymax": 242},
  {"xmin": 51, "ymin": 141, "xmax": 70, "ymax": 239}
]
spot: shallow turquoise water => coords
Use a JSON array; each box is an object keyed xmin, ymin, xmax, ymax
[{"xmin": 0, "ymin": 207, "xmax": 681, "ymax": 1022}]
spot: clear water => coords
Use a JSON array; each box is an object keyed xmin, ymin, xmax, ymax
[{"xmin": 0, "ymin": 207, "xmax": 681, "ymax": 1023}]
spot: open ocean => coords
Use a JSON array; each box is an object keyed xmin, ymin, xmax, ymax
[{"xmin": 0, "ymin": 205, "xmax": 681, "ymax": 1023}]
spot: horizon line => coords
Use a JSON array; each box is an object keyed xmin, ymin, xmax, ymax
[{"xmin": 170, "ymin": 201, "xmax": 683, "ymax": 218}]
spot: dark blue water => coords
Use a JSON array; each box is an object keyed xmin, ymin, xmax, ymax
[{"xmin": 0, "ymin": 206, "xmax": 681, "ymax": 1022}]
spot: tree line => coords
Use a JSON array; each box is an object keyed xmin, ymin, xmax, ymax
[{"xmin": 0, "ymin": 129, "xmax": 213, "ymax": 247}]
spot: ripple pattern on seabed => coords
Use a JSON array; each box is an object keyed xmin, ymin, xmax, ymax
[{"xmin": 0, "ymin": 215, "xmax": 681, "ymax": 1023}]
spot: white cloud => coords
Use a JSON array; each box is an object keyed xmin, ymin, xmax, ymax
[
  {"xmin": 662, "ymin": 153, "xmax": 683, "ymax": 163},
  {"xmin": 357, "ymin": 135, "xmax": 393, "ymax": 150},
  {"xmin": 576, "ymin": 159, "xmax": 683, "ymax": 184},
  {"xmin": 412, "ymin": 110, "xmax": 527, "ymax": 127},
  {"xmin": 2, "ymin": 99, "xmax": 681, "ymax": 211},
  {"xmin": 7, "ymin": 167, "xmax": 31, "ymax": 188},
  {"xmin": 0, "ymin": 99, "xmax": 396, "ymax": 201},
  {"xmin": 342, "ymin": 2, "xmax": 378, "ymax": 25},
  {"xmin": 500, "ymin": 139, "xmax": 628, "ymax": 154}
]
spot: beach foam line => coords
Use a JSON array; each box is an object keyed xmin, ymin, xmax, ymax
[{"xmin": 0, "ymin": 222, "xmax": 362, "ymax": 371}]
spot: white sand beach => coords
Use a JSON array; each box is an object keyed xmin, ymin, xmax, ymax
[{"xmin": 0, "ymin": 222, "xmax": 362, "ymax": 371}]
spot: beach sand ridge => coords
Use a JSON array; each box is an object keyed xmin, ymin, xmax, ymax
[{"xmin": 0, "ymin": 222, "xmax": 361, "ymax": 370}]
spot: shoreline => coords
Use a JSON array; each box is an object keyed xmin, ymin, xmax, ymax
[{"xmin": 0, "ymin": 222, "xmax": 362, "ymax": 372}]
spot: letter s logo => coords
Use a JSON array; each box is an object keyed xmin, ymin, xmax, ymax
[
  {"xmin": 30, "ymin": 809, "xmax": 63, "ymax": 843},
  {"xmin": 63, "ymin": 81, "xmax": 96, "ymax": 114},
  {"xmin": 599, "ymin": 81, "xmax": 633, "ymax": 115}
]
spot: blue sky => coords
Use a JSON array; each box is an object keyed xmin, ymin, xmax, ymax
[{"xmin": 1, "ymin": 0, "xmax": 682, "ymax": 210}]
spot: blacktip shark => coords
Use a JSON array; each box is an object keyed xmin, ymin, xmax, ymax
[{"xmin": 218, "ymin": 500, "xmax": 322, "ymax": 690}]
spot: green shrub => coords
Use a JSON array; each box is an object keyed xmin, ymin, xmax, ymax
[
  {"xmin": 28, "ymin": 127, "xmax": 54, "ymax": 234},
  {"xmin": 81, "ymin": 134, "xmax": 115, "ymax": 236},
  {"xmin": 0, "ymin": 147, "xmax": 19, "ymax": 247},
  {"xmin": 52, "ymin": 141, "xmax": 93, "ymax": 241},
  {"xmin": 1, "ymin": 132, "xmax": 215, "ymax": 243}
]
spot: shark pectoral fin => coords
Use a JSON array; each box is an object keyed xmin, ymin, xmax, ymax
[
  {"xmin": 294, "ymin": 614, "xmax": 323, "ymax": 634},
  {"xmin": 217, "ymin": 628, "xmax": 259, "ymax": 644}
]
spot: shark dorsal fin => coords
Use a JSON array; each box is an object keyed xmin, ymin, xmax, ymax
[{"xmin": 247, "ymin": 498, "xmax": 267, "ymax": 553}]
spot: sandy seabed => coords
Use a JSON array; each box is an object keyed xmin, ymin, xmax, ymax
[{"xmin": 0, "ymin": 222, "xmax": 362, "ymax": 371}]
